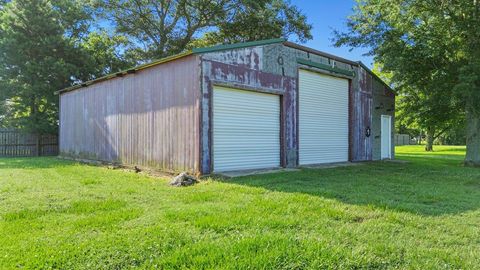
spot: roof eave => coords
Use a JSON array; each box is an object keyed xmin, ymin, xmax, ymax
[
  {"xmin": 283, "ymin": 41, "xmax": 358, "ymax": 66},
  {"xmin": 357, "ymin": 61, "xmax": 396, "ymax": 96},
  {"xmin": 55, "ymin": 51, "xmax": 193, "ymax": 95},
  {"xmin": 192, "ymin": 38, "xmax": 286, "ymax": 54},
  {"xmin": 56, "ymin": 38, "xmax": 395, "ymax": 97}
]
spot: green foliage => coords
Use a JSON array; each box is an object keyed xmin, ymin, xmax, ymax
[
  {"xmin": 1, "ymin": 147, "xmax": 480, "ymax": 268},
  {"xmin": 0, "ymin": 0, "xmax": 89, "ymax": 133},
  {"xmin": 337, "ymin": 0, "xmax": 479, "ymax": 153},
  {"xmin": 0, "ymin": 101, "xmax": 8, "ymax": 128},
  {"xmin": 374, "ymin": 63, "xmax": 467, "ymax": 145},
  {"xmin": 98, "ymin": 0, "xmax": 312, "ymax": 61},
  {"xmin": 80, "ymin": 31, "xmax": 135, "ymax": 80},
  {"xmin": 1, "ymin": 0, "xmax": 311, "ymax": 133},
  {"xmin": 0, "ymin": 0, "xmax": 129, "ymax": 133},
  {"xmin": 193, "ymin": 0, "xmax": 312, "ymax": 45},
  {"xmin": 438, "ymin": 121, "xmax": 467, "ymax": 145}
]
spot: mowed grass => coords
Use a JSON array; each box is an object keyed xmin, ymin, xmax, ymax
[{"xmin": 0, "ymin": 145, "xmax": 479, "ymax": 269}]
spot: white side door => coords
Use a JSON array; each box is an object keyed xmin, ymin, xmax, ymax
[{"xmin": 381, "ymin": 115, "xmax": 392, "ymax": 159}]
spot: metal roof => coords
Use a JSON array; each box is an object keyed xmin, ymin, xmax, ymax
[
  {"xmin": 192, "ymin": 38, "xmax": 285, "ymax": 53},
  {"xmin": 55, "ymin": 51, "xmax": 193, "ymax": 94},
  {"xmin": 56, "ymin": 38, "xmax": 394, "ymax": 95}
]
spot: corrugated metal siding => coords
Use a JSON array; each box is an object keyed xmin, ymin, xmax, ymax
[
  {"xmin": 299, "ymin": 70, "xmax": 349, "ymax": 165},
  {"xmin": 371, "ymin": 75, "xmax": 395, "ymax": 160},
  {"xmin": 200, "ymin": 43, "xmax": 374, "ymax": 173},
  {"xmin": 59, "ymin": 55, "xmax": 200, "ymax": 173},
  {"xmin": 350, "ymin": 67, "xmax": 373, "ymax": 161},
  {"xmin": 212, "ymin": 86, "xmax": 280, "ymax": 172}
]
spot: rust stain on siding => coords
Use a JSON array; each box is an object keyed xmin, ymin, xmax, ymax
[
  {"xmin": 350, "ymin": 67, "xmax": 374, "ymax": 161},
  {"xmin": 60, "ymin": 42, "xmax": 395, "ymax": 174},
  {"xmin": 200, "ymin": 47, "xmax": 263, "ymax": 70},
  {"xmin": 200, "ymin": 59, "xmax": 297, "ymax": 174}
]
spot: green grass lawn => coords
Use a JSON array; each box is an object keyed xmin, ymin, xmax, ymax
[{"xmin": 1, "ymin": 145, "xmax": 479, "ymax": 269}]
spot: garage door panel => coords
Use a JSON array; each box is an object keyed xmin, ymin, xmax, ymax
[
  {"xmin": 299, "ymin": 70, "xmax": 349, "ymax": 165},
  {"xmin": 214, "ymin": 122, "xmax": 279, "ymax": 127},
  {"xmin": 213, "ymin": 87, "xmax": 280, "ymax": 172}
]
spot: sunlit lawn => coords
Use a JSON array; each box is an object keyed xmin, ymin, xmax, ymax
[
  {"xmin": 396, "ymin": 144, "xmax": 466, "ymax": 159},
  {"xmin": 0, "ymin": 145, "xmax": 479, "ymax": 269}
]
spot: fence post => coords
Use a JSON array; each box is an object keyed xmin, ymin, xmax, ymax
[
  {"xmin": 3, "ymin": 132, "xmax": 7, "ymax": 156},
  {"xmin": 36, "ymin": 133, "xmax": 41, "ymax": 156}
]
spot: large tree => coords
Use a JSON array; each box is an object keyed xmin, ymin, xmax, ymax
[
  {"xmin": 0, "ymin": 0, "xmax": 130, "ymax": 133},
  {"xmin": 396, "ymin": 86, "xmax": 462, "ymax": 151},
  {"xmin": 373, "ymin": 63, "xmax": 461, "ymax": 151},
  {"xmin": 97, "ymin": 0, "xmax": 312, "ymax": 62},
  {"xmin": 335, "ymin": 0, "xmax": 480, "ymax": 165}
]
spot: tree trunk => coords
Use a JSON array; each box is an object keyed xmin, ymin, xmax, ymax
[
  {"xmin": 465, "ymin": 106, "xmax": 480, "ymax": 167},
  {"xmin": 425, "ymin": 127, "xmax": 435, "ymax": 151}
]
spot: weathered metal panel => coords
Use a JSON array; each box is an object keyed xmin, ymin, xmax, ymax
[
  {"xmin": 59, "ymin": 55, "xmax": 201, "ymax": 173},
  {"xmin": 200, "ymin": 43, "xmax": 362, "ymax": 173},
  {"xmin": 200, "ymin": 47, "xmax": 263, "ymax": 70},
  {"xmin": 57, "ymin": 52, "xmax": 194, "ymax": 94},
  {"xmin": 263, "ymin": 43, "xmax": 337, "ymax": 78},
  {"xmin": 350, "ymin": 67, "xmax": 374, "ymax": 161},
  {"xmin": 59, "ymin": 40, "xmax": 394, "ymax": 174},
  {"xmin": 370, "ymin": 74, "xmax": 395, "ymax": 160},
  {"xmin": 200, "ymin": 54, "xmax": 297, "ymax": 174}
]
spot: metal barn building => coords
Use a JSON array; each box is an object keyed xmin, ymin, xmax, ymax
[{"xmin": 57, "ymin": 38, "xmax": 395, "ymax": 174}]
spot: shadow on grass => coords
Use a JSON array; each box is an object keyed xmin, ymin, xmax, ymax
[
  {"xmin": 224, "ymin": 157, "xmax": 480, "ymax": 216},
  {"xmin": 0, "ymin": 157, "xmax": 75, "ymax": 169}
]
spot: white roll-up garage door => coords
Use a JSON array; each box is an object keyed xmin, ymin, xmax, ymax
[
  {"xmin": 299, "ymin": 70, "xmax": 349, "ymax": 165},
  {"xmin": 213, "ymin": 86, "xmax": 280, "ymax": 172}
]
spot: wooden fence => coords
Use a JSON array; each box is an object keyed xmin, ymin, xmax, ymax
[{"xmin": 0, "ymin": 129, "xmax": 58, "ymax": 157}]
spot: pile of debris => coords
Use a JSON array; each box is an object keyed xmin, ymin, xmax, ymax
[{"xmin": 170, "ymin": 172, "xmax": 198, "ymax": 187}]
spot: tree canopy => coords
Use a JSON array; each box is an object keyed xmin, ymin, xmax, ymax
[
  {"xmin": 373, "ymin": 63, "xmax": 462, "ymax": 150},
  {"xmin": 0, "ymin": 0, "xmax": 311, "ymax": 133},
  {"xmin": 0, "ymin": 0, "xmax": 90, "ymax": 133},
  {"xmin": 336, "ymin": 0, "xmax": 480, "ymax": 163},
  {"xmin": 97, "ymin": 0, "xmax": 312, "ymax": 61},
  {"xmin": 0, "ymin": 0, "xmax": 131, "ymax": 133}
]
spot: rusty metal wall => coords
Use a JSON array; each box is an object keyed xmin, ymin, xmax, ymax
[
  {"xmin": 199, "ymin": 44, "xmax": 357, "ymax": 174},
  {"xmin": 59, "ymin": 55, "xmax": 201, "ymax": 173},
  {"xmin": 371, "ymin": 77, "xmax": 396, "ymax": 160},
  {"xmin": 351, "ymin": 66, "xmax": 395, "ymax": 161},
  {"xmin": 200, "ymin": 53, "xmax": 296, "ymax": 174},
  {"xmin": 199, "ymin": 43, "xmax": 394, "ymax": 173},
  {"xmin": 350, "ymin": 67, "xmax": 374, "ymax": 161},
  {"xmin": 59, "ymin": 42, "xmax": 394, "ymax": 175}
]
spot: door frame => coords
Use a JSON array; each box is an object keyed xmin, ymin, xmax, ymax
[{"xmin": 381, "ymin": 115, "xmax": 392, "ymax": 159}]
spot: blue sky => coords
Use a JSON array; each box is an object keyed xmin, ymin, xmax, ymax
[{"xmin": 290, "ymin": 0, "xmax": 374, "ymax": 67}]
